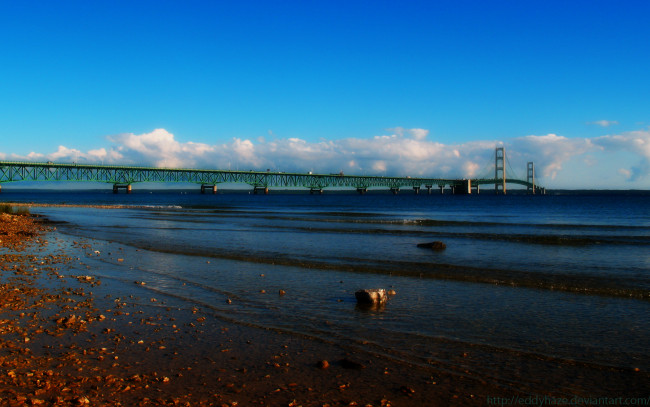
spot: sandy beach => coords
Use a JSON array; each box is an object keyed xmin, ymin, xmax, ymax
[{"xmin": 0, "ymin": 209, "xmax": 508, "ymax": 406}]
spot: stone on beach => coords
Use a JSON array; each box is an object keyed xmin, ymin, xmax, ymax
[
  {"xmin": 355, "ymin": 289, "xmax": 388, "ymax": 304},
  {"xmin": 316, "ymin": 360, "xmax": 330, "ymax": 369}
]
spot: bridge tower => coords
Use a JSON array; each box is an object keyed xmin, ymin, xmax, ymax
[
  {"xmin": 527, "ymin": 162, "xmax": 535, "ymax": 194},
  {"xmin": 495, "ymin": 147, "xmax": 506, "ymax": 194}
]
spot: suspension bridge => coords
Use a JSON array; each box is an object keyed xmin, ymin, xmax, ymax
[{"xmin": 0, "ymin": 147, "xmax": 544, "ymax": 195}]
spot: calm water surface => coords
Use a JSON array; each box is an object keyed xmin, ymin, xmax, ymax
[{"xmin": 4, "ymin": 189, "xmax": 650, "ymax": 391}]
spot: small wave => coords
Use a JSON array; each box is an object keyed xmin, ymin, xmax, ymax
[
  {"xmin": 88, "ymin": 237, "xmax": 649, "ymax": 301},
  {"xmin": 137, "ymin": 205, "xmax": 183, "ymax": 209},
  {"xmin": 249, "ymin": 213, "xmax": 650, "ymax": 232},
  {"xmin": 261, "ymin": 223, "xmax": 650, "ymax": 246}
]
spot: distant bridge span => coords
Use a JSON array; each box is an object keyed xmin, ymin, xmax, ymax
[{"xmin": 0, "ymin": 148, "xmax": 544, "ymax": 195}]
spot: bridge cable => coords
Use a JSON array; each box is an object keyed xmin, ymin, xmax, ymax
[
  {"xmin": 504, "ymin": 153, "xmax": 521, "ymax": 181},
  {"xmin": 476, "ymin": 160, "xmax": 495, "ymax": 180}
]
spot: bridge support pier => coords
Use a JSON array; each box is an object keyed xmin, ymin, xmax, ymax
[
  {"xmin": 201, "ymin": 184, "xmax": 217, "ymax": 194},
  {"xmin": 413, "ymin": 186, "xmax": 420, "ymax": 195},
  {"xmin": 253, "ymin": 186, "xmax": 269, "ymax": 195},
  {"xmin": 390, "ymin": 187, "xmax": 400, "ymax": 195},
  {"xmin": 310, "ymin": 188, "xmax": 324, "ymax": 195},
  {"xmin": 425, "ymin": 185, "xmax": 432, "ymax": 194},
  {"xmin": 531, "ymin": 186, "xmax": 546, "ymax": 195},
  {"xmin": 453, "ymin": 180, "xmax": 472, "ymax": 195},
  {"xmin": 356, "ymin": 188, "xmax": 367, "ymax": 195},
  {"xmin": 113, "ymin": 184, "xmax": 132, "ymax": 194}
]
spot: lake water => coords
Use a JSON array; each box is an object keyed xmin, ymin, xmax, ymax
[{"xmin": 4, "ymin": 188, "xmax": 649, "ymax": 394}]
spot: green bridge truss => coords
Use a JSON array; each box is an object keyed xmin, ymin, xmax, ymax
[{"xmin": 0, "ymin": 161, "xmax": 543, "ymax": 194}]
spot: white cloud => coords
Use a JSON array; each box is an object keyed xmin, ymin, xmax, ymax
[
  {"xmin": 106, "ymin": 128, "xmax": 216, "ymax": 168},
  {"xmin": 25, "ymin": 152, "xmax": 45, "ymax": 160},
  {"xmin": 594, "ymin": 130, "xmax": 650, "ymax": 157},
  {"xmin": 510, "ymin": 134, "xmax": 594, "ymax": 180},
  {"xmin": 409, "ymin": 128, "xmax": 429, "ymax": 140},
  {"xmin": 87, "ymin": 147, "xmax": 123, "ymax": 163},
  {"xmin": 618, "ymin": 168, "xmax": 631, "ymax": 178},
  {"xmin": 588, "ymin": 120, "xmax": 619, "ymax": 127},
  {"xmin": 462, "ymin": 161, "xmax": 480, "ymax": 177},
  {"xmin": 372, "ymin": 161, "xmax": 387, "ymax": 172},
  {"xmin": 592, "ymin": 130, "xmax": 650, "ymax": 181},
  {"xmin": 583, "ymin": 155, "xmax": 598, "ymax": 167},
  {"xmin": 4, "ymin": 127, "xmax": 650, "ymax": 189},
  {"xmin": 49, "ymin": 146, "xmax": 83, "ymax": 161},
  {"xmin": 386, "ymin": 127, "xmax": 429, "ymax": 140},
  {"xmin": 230, "ymin": 138, "xmax": 257, "ymax": 167}
]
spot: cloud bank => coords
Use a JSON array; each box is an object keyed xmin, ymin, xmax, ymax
[{"xmin": 4, "ymin": 127, "xmax": 650, "ymax": 189}]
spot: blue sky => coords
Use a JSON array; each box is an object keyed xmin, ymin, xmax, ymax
[{"xmin": 1, "ymin": 0, "xmax": 650, "ymax": 189}]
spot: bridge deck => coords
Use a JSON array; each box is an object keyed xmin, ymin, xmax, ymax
[{"xmin": 0, "ymin": 161, "xmax": 542, "ymax": 193}]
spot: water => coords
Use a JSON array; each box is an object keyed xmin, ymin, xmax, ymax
[{"xmin": 3, "ymin": 189, "xmax": 650, "ymax": 392}]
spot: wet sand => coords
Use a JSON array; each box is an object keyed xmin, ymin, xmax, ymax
[{"xmin": 1, "ymin": 210, "xmax": 648, "ymax": 406}]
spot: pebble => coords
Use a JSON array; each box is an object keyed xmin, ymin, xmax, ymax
[{"xmin": 317, "ymin": 360, "xmax": 330, "ymax": 369}]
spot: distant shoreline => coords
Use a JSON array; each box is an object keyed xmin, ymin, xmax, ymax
[{"xmin": 1, "ymin": 202, "xmax": 154, "ymax": 209}]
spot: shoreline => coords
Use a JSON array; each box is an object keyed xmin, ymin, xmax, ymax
[
  {"xmin": 0, "ymin": 211, "xmax": 502, "ymax": 406},
  {"xmin": 1, "ymin": 211, "xmax": 648, "ymax": 406},
  {"xmin": 1, "ymin": 202, "xmax": 175, "ymax": 210}
]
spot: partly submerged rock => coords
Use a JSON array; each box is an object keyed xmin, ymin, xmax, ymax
[
  {"xmin": 355, "ymin": 289, "xmax": 387, "ymax": 304},
  {"xmin": 417, "ymin": 241, "xmax": 446, "ymax": 250}
]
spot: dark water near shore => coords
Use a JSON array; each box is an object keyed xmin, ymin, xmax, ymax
[{"xmin": 3, "ymin": 189, "xmax": 650, "ymax": 393}]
